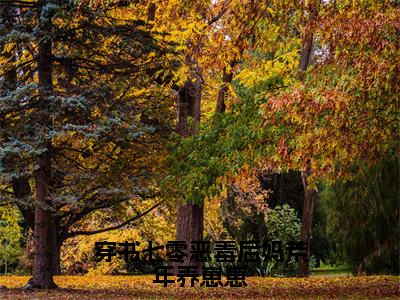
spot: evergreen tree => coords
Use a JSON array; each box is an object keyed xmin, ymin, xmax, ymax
[
  {"xmin": 320, "ymin": 156, "xmax": 400, "ymax": 275},
  {"xmin": 0, "ymin": 0, "xmax": 174, "ymax": 288}
]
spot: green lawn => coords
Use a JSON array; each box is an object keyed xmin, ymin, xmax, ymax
[{"xmin": 311, "ymin": 266, "xmax": 352, "ymax": 277}]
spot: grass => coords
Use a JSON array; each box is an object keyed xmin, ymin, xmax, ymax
[{"xmin": 311, "ymin": 265, "xmax": 352, "ymax": 277}]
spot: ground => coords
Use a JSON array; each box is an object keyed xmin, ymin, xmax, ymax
[{"xmin": 0, "ymin": 275, "xmax": 399, "ymax": 299}]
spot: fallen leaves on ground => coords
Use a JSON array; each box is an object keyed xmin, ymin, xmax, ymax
[{"xmin": 0, "ymin": 275, "xmax": 399, "ymax": 299}]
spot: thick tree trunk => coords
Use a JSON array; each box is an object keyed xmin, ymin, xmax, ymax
[
  {"xmin": 26, "ymin": 0, "xmax": 58, "ymax": 289},
  {"xmin": 174, "ymin": 65, "xmax": 204, "ymax": 272},
  {"xmin": 175, "ymin": 203, "xmax": 204, "ymax": 270},
  {"xmin": 30, "ymin": 164, "xmax": 58, "ymax": 288}
]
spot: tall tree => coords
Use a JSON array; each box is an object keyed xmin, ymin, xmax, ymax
[
  {"xmin": 174, "ymin": 66, "xmax": 204, "ymax": 270},
  {"xmin": 1, "ymin": 0, "xmax": 175, "ymax": 288},
  {"xmin": 262, "ymin": 0, "xmax": 399, "ymax": 275},
  {"xmin": 28, "ymin": 0, "xmax": 58, "ymax": 287},
  {"xmin": 0, "ymin": 0, "xmax": 34, "ymax": 228},
  {"xmin": 162, "ymin": 0, "xmax": 265, "ymax": 271},
  {"xmin": 297, "ymin": 0, "xmax": 319, "ymax": 277}
]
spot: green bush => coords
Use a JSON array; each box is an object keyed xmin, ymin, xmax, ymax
[
  {"xmin": 320, "ymin": 156, "xmax": 400, "ymax": 275},
  {"xmin": 0, "ymin": 206, "xmax": 23, "ymax": 274}
]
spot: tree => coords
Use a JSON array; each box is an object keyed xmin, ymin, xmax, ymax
[
  {"xmin": 142, "ymin": 0, "xmax": 243, "ymax": 271},
  {"xmin": 321, "ymin": 156, "xmax": 400, "ymax": 275},
  {"xmin": 297, "ymin": 0, "xmax": 319, "ymax": 277},
  {"xmin": 154, "ymin": 0, "xmax": 270, "ymax": 270},
  {"xmin": 1, "ymin": 0, "xmax": 174, "ymax": 288},
  {"xmin": 260, "ymin": 0, "xmax": 399, "ymax": 275}
]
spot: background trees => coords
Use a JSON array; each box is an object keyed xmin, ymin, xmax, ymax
[
  {"xmin": 321, "ymin": 156, "xmax": 399, "ymax": 275},
  {"xmin": 0, "ymin": 206, "xmax": 22, "ymax": 274},
  {"xmin": 0, "ymin": 0, "xmax": 399, "ymax": 289}
]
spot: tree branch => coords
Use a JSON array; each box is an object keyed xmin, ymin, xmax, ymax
[
  {"xmin": 208, "ymin": 0, "xmax": 232, "ymax": 25},
  {"xmin": 65, "ymin": 200, "xmax": 163, "ymax": 238}
]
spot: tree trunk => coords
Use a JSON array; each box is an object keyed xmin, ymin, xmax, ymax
[
  {"xmin": 26, "ymin": 0, "xmax": 58, "ymax": 289},
  {"xmin": 175, "ymin": 69, "xmax": 201, "ymax": 137},
  {"xmin": 297, "ymin": 29, "xmax": 313, "ymax": 81},
  {"xmin": 215, "ymin": 59, "xmax": 238, "ymax": 114},
  {"xmin": 174, "ymin": 64, "xmax": 204, "ymax": 272},
  {"xmin": 215, "ymin": 67, "xmax": 233, "ymax": 114},
  {"xmin": 28, "ymin": 145, "xmax": 59, "ymax": 287},
  {"xmin": 297, "ymin": 1, "xmax": 318, "ymax": 277},
  {"xmin": 51, "ymin": 240, "xmax": 62, "ymax": 275},
  {"xmin": 299, "ymin": 162, "xmax": 316, "ymax": 276},
  {"xmin": 175, "ymin": 203, "xmax": 204, "ymax": 270},
  {"xmin": 30, "ymin": 170, "xmax": 58, "ymax": 288}
]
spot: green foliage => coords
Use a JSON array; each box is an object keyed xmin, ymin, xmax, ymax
[
  {"xmin": 265, "ymin": 205, "xmax": 301, "ymax": 242},
  {"xmin": 320, "ymin": 156, "xmax": 400, "ymax": 275},
  {"xmin": 0, "ymin": 206, "xmax": 23, "ymax": 273},
  {"xmin": 309, "ymin": 197, "xmax": 331, "ymax": 267},
  {"xmin": 220, "ymin": 200, "xmax": 301, "ymax": 277},
  {"xmin": 164, "ymin": 77, "xmax": 285, "ymax": 205},
  {"xmin": 1, "ymin": 0, "xmax": 176, "ymax": 240},
  {"xmin": 262, "ymin": 205, "xmax": 301, "ymax": 277}
]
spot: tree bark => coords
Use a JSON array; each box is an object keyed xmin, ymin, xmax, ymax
[
  {"xmin": 215, "ymin": 66, "xmax": 233, "ymax": 114},
  {"xmin": 26, "ymin": 0, "xmax": 58, "ymax": 289},
  {"xmin": 51, "ymin": 240, "xmax": 62, "ymax": 275},
  {"xmin": 176, "ymin": 67, "xmax": 201, "ymax": 137},
  {"xmin": 175, "ymin": 203, "xmax": 204, "ymax": 269},
  {"xmin": 299, "ymin": 162, "xmax": 316, "ymax": 276},
  {"xmin": 297, "ymin": 1, "xmax": 318, "ymax": 277},
  {"xmin": 30, "ymin": 160, "xmax": 59, "ymax": 288},
  {"xmin": 297, "ymin": 30, "xmax": 313, "ymax": 81},
  {"xmin": 174, "ymin": 64, "xmax": 204, "ymax": 272}
]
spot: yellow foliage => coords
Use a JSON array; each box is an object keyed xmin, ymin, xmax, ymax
[{"xmin": 0, "ymin": 275, "xmax": 399, "ymax": 298}]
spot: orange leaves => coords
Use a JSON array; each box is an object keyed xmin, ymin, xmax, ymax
[
  {"xmin": 258, "ymin": 3, "xmax": 400, "ymax": 180},
  {"xmin": 263, "ymin": 84, "xmax": 371, "ymax": 178},
  {"xmin": 316, "ymin": 5, "xmax": 400, "ymax": 89},
  {"xmin": 277, "ymin": 137, "xmax": 288, "ymax": 158},
  {"xmin": 0, "ymin": 275, "xmax": 399, "ymax": 299}
]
